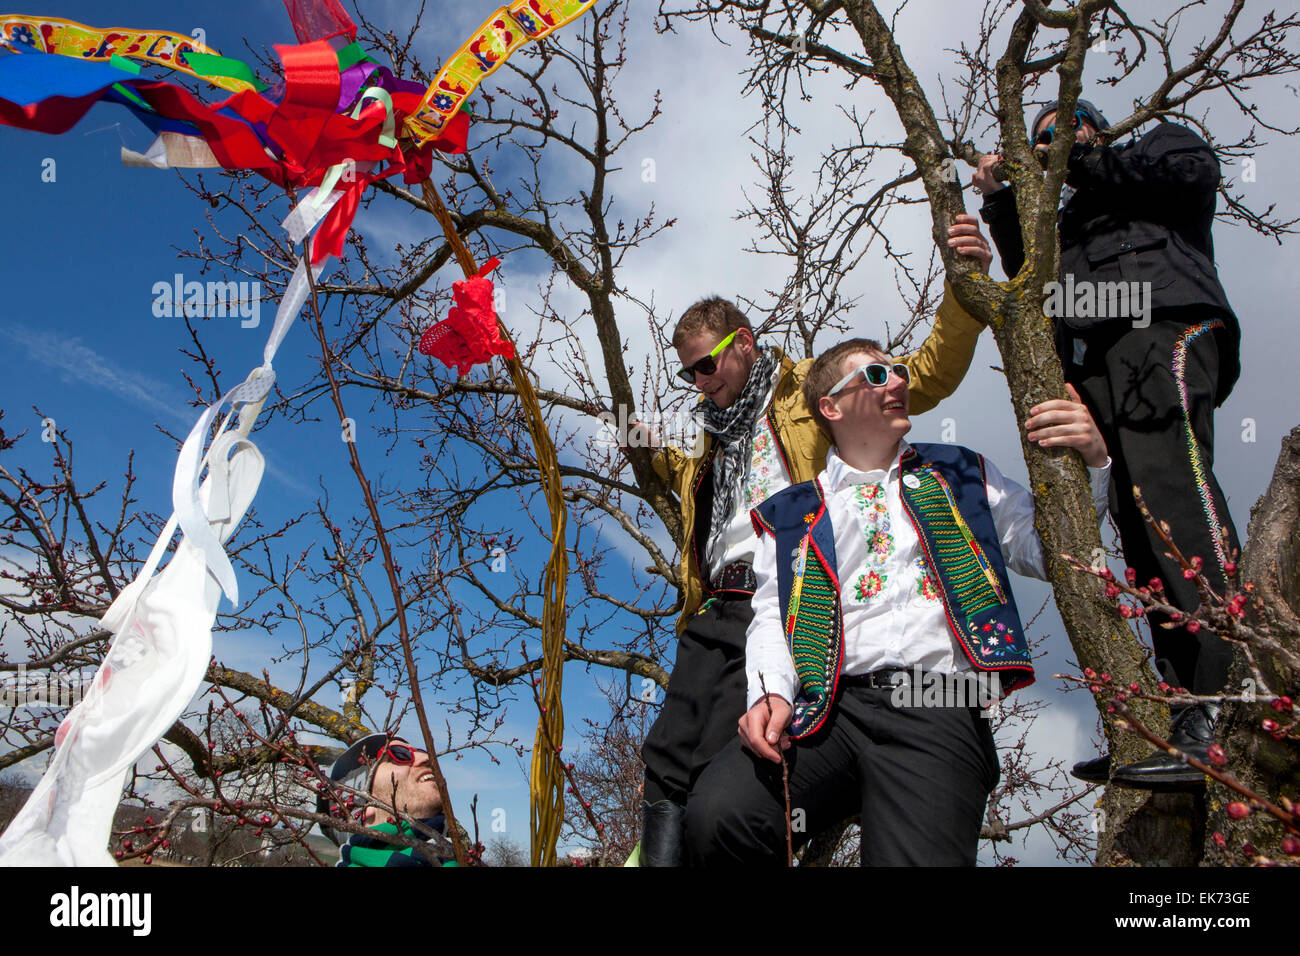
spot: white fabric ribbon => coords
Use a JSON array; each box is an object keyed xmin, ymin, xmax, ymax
[
  {"xmin": 0, "ymin": 155, "xmax": 358, "ymax": 867},
  {"xmin": 0, "ymin": 433, "xmax": 264, "ymax": 866}
]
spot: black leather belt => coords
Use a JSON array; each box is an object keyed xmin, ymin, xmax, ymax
[
  {"xmin": 840, "ymin": 669, "xmax": 911, "ymax": 689},
  {"xmin": 709, "ymin": 561, "xmax": 757, "ymax": 594}
]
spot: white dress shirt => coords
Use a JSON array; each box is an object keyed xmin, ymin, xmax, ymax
[
  {"xmin": 745, "ymin": 442, "xmax": 1111, "ymax": 709},
  {"xmin": 703, "ymin": 365, "xmax": 791, "ymax": 578}
]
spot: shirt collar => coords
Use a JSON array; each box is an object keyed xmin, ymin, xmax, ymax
[{"xmin": 825, "ymin": 440, "xmax": 910, "ymax": 491}]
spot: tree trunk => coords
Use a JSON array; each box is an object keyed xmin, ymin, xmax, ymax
[{"xmin": 1204, "ymin": 426, "xmax": 1300, "ymax": 863}]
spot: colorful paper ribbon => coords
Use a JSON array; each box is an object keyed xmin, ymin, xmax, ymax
[{"xmin": 405, "ymin": 0, "xmax": 600, "ymax": 144}]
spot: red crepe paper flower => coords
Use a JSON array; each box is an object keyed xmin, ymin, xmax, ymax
[{"xmin": 419, "ymin": 264, "xmax": 515, "ymax": 375}]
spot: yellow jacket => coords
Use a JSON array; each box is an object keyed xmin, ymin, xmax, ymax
[{"xmin": 653, "ymin": 283, "xmax": 985, "ymax": 635}]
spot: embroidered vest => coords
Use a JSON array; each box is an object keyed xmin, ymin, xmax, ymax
[{"xmin": 750, "ymin": 443, "xmax": 1034, "ymax": 740}]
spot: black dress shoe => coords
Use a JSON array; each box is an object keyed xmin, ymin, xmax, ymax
[
  {"xmin": 1070, "ymin": 753, "xmax": 1110, "ymax": 783},
  {"xmin": 640, "ymin": 799, "xmax": 687, "ymax": 867},
  {"xmin": 1110, "ymin": 703, "xmax": 1218, "ymax": 792}
]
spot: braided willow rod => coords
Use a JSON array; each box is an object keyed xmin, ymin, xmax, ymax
[{"xmin": 419, "ymin": 177, "xmax": 570, "ymax": 867}]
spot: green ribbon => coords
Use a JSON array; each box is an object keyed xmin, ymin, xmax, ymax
[
  {"xmin": 185, "ymin": 52, "xmax": 268, "ymax": 92},
  {"xmin": 106, "ymin": 55, "xmax": 153, "ymax": 112},
  {"xmin": 336, "ymin": 41, "xmax": 379, "ymax": 72}
]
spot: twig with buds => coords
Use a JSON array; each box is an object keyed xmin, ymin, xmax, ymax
[
  {"xmin": 758, "ymin": 671, "xmax": 793, "ymax": 867},
  {"xmin": 1065, "ymin": 671, "xmax": 1300, "ymax": 844}
]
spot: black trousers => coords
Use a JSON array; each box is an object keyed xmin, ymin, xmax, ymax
[
  {"xmin": 641, "ymin": 595, "xmax": 753, "ymax": 806},
  {"xmin": 1065, "ymin": 317, "xmax": 1239, "ymax": 694},
  {"xmin": 685, "ymin": 685, "xmax": 999, "ymax": 866}
]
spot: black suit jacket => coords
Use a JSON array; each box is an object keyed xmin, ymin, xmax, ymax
[{"xmin": 980, "ymin": 122, "xmax": 1239, "ymax": 397}]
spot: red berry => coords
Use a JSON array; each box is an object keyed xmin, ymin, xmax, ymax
[
  {"xmin": 1104, "ymin": 586, "xmax": 1120, "ymax": 599},
  {"xmin": 1190, "ymin": 556, "xmax": 1203, "ymax": 570},
  {"xmin": 1133, "ymin": 606, "xmax": 1145, "ymax": 618},
  {"xmin": 1124, "ymin": 568, "xmax": 1137, "ymax": 585},
  {"xmin": 1262, "ymin": 719, "xmax": 1280, "ymax": 733},
  {"xmin": 1084, "ymin": 668, "xmax": 1097, "ymax": 679},
  {"xmin": 1100, "ymin": 673, "xmax": 1111, "ymax": 683},
  {"xmin": 1224, "ymin": 562, "xmax": 1237, "ymax": 575},
  {"xmin": 1281, "ymin": 837, "xmax": 1300, "ymax": 857},
  {"xmin": 1158, "ymin": 682, "xmax": 1171, "ymax": 693},
  {"xmin": 1119, "ymin": 605, "xmax": 1133, "ymax": 618},
  {"xmin": 1226, "ymin": 802, "xmax": 1251, "ymax": 820},
  {"xmin": 1271, "ymin": 697, "xmax": 1293, "ymax": 712},
  {"xmin": 1242, "ymin": 842, "xmax": 1256, "ymax": 857},
  {"xmin": 1185, "ymin": 621, "xmax": 1201, "ymax": 634},
  {"xmin": 1207, "ymin": 744, "xmax": 1227, "ymax": 766},
  {"xmin": 1149, "ymin": 578, "xmax": 1163, "ymax": 591},
  {"xmin": 1129, "ymin": 683, "xmax": 1140, "ymax": 694},
  {"xmin": 1212, "ymin": 831, "xmax": 1227, "ymax": 848},
  {"xmin": 1183, "ymin": 569, "xmax": 1197, "ymax": 580},
  {"xmin": 1169, "ymin": 612, "xmax": 1183, "ymax": 622}
]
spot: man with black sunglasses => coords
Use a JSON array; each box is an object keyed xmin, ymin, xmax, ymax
[
  {"xmin": 636, "ymin": 218, "xmax": 996, "ymax": 866},
  {"xmin": 319, "ymin": 733, "xmax": 460, "ymax": 867},
  {"xmin": 973, "ymin": 98, "xmax": 1242, "ymax": 789},
  {"xmin": 686, "ymin": 337, "xmax": 1109, "ymax": 866}
]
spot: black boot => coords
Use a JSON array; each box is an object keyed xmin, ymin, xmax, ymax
[
  {"xmin": 1110, "ymin": 703, "xmax": 1219, "ymax": 791},
  {"xmin": 1070, "ymin": 753, "xmax": 1110, "ymax": 784},
  {"xmin": 640, "ymin": 799, "xmax": 686, "ymax": 866}
]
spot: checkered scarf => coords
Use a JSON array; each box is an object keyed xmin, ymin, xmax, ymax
[{"xmin": 696, "ymin": 346, "xmax": 779, "ymax": 551}]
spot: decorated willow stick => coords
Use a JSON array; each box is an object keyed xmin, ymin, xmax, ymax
[{"xmin": 418, "ymin": 176, "xmax": 571, "ymax": 867}]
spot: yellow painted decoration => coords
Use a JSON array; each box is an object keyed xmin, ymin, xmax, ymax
[
  {"xmin": 0, "ymin": 15, "xmax": 257, "ymax": 94},
  {"xmin": 405, "ymin": 0, "xmax": 599, "ymax": 144}
]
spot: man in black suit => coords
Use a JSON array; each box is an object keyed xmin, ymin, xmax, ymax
[{"xmin": 973, "ymin": 99, "xmax": 1240, "ymax": 789}]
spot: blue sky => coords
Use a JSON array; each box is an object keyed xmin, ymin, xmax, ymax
[{"xmin": 2, "ymin": 0, "xmax": 1299, "ymax": 865}]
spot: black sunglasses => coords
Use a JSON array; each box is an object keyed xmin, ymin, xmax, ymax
[{"xmin": 677, "ymin": 329, "xmax": 738, "ymax": 384}]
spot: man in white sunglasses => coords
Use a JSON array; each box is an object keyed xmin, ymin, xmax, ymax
[
  {"xmin": 685, "ymin": 338, "xmax": 1109, "ymax": 865},
  {"xmin": 637, "ymin": 218, "xmax": 997, "ymax": 865}
]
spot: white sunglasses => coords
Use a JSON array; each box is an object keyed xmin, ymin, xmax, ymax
[{"xmin": 828, "ymin": 362, "xmax": 911, "ymax": 396}]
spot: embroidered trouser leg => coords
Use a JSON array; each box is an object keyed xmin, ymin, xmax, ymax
[
  {"xmin": 1067, "ymin": 317, "xmax": 1239, "ymax": 694},
  {"xmin": 685, "ymin": 685, "xmax": 999, "ymax": 866},
  {"xmin": 641, "ymin": 596, "xmax": 752, "ymax": 806}
]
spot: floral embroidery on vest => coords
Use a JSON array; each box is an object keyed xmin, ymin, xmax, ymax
[{"xmin": 964, "ymin": 619, "xmax": 1018, "ymax": 659}]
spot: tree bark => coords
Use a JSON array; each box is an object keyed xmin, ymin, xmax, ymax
[{"xmin": 1205, "ymin": 426, "xmax": 1300, "ymax": 863}]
